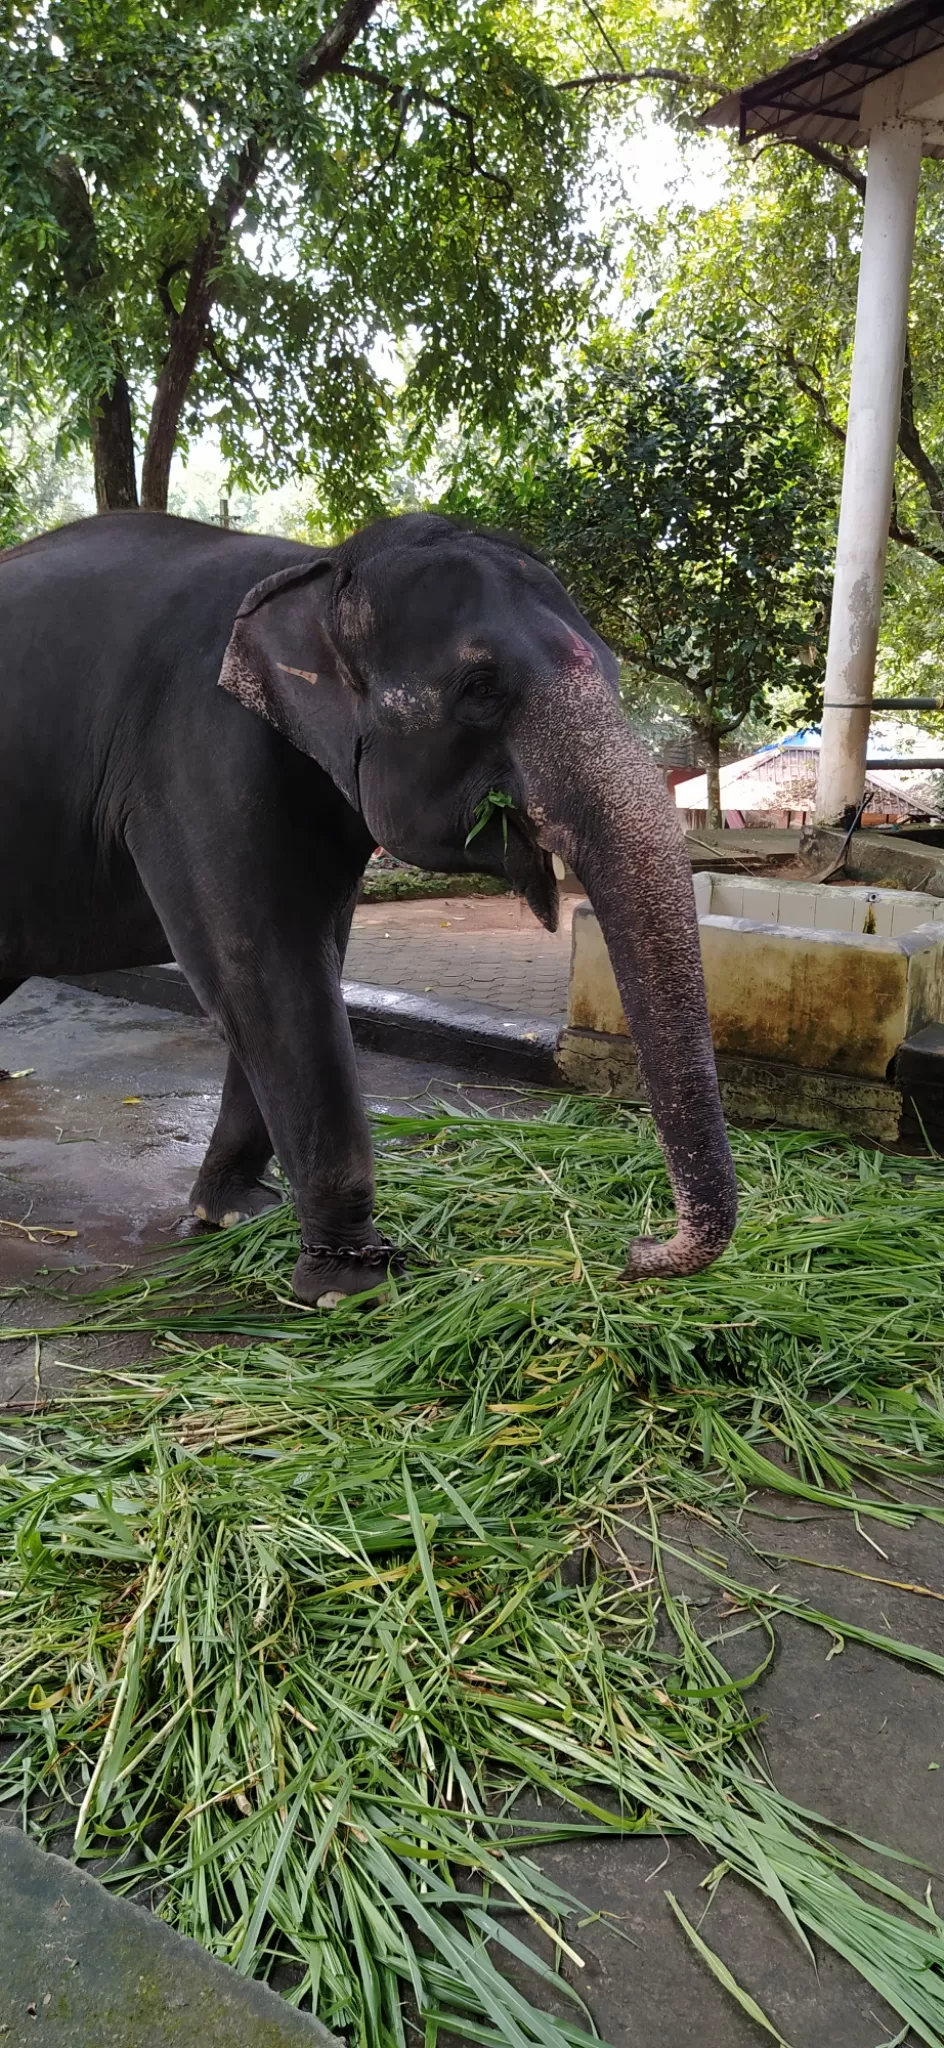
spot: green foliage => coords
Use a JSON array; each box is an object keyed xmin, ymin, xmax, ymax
[
  {"xmin": 360, "ymin": 864, "xmax": 510, "ymax": 899},
  {"xmin": 0, "ymin": 443, "xmax": 25, "ymax": 548},
  {"xmin": 444, "ymin": 323, "xmax": 834, "ymax": 769},
  {"xmin": 0, "ymin": 0, "xmax": 597, "ymax": 519},
  {"xmin": 533, "ymin": 0, "xmax": 944, "ymax": 699},
  {"xmin": 646, "ymin": 150, "xmax": 944, "ymax": 577},
  {"xmin": 603, "ymin": 11, "xmax": 944, "ymax": 693}
]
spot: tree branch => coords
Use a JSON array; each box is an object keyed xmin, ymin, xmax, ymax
[
  {"xmin": 555, "ymin": 67, "xmax": 720, "ymax": 94},
  {"xmin": 623, "ymin": 650, "xmax": 710, "ymax": 690},
  {"xmin": 759, "ymin": 133, "xmax": 866, "ymax": 196},
  {"xmin": 576, "ymin": 0, "xmax": 626, "ymax": 71},
  {"xmin": 297, "ymin": 0, "xmax": 382, "ymax": 91},
  {"xmin": 141, "ymin": 0, "xmax": 383, "ymax": 507},
  {"xmin": 336, "ymin": 63, "xmax": 514, "ymax": 197},
  {"xmin": 889, "ymin": 516, "xmax": 944, "ymax": 567},
  {"xmin": 206, "ymin": 326, "xmax": 275, "ymax": 463},
  {"xmin": 157, "ymin": 258, "xmax": 188, "ymax": 327},
  {"xmin": 899, "ymin": 337, "xmax": 944, "ymax": 536},
  {"xmin": 779, "ymin": 345, "xmax": 846, "ymax": 445},
  {"xmin": 46, "ymin": 156, "xmax": 138, "ymax": 508},
  {"xmin": 202, "ymin": 0, "xmax": 387, "ymax": 262},
  {"xmin": 47, "ymin": 155, "xmax": 104, "ymax": 293},
  {"xmin": 781, "ymin": 341, "xmax": 944, "ymax": 564}
]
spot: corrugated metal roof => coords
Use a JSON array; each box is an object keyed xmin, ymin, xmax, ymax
[
  {"xmin": 702, "ymin": 0, "xmax": 944, "ymax": 153},
  {"xmin": 674, "ymin": 724, "xmax": 944, "ymax": 816}
]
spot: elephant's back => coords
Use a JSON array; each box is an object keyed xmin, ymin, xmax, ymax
[
  {"xmin": 0, "ymin": 515, "xmax": 323, "ymax": 925},
  {"xmin": 0, "ymin": 512, "xmax": 319, "ymax": 701}
]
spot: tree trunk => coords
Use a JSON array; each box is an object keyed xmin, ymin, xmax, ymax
[
  {"xmin": 704, "ymin": 730, "xmax": 723, "ymax": 829},
  {"xmin": 139, "ymin": 314, "xmax": 205, "ymax": 510},
  {"xmin": 91, "ymin": 373, "xmax": 138, "ymax": 511}
]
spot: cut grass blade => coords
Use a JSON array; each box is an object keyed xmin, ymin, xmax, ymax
[{"xmin": 666, "ymin": 1892, "xmax": 795, "ymax": 2047}]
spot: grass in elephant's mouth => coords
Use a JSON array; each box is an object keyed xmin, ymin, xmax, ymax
[{"xmin": 2, "ymin": 1102, "xmax": 944, "ymax": 2046}]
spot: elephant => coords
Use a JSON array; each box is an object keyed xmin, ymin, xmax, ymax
[{"xmin": 0, "ymin": 509, "xmax": 737, "ymax": 1303}]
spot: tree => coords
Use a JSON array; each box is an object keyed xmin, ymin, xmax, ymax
[
  {"xmin": 625, "ymin": 137, "xmax": 944, "ymax": 705},
  {"xmin": 0, "ymin": 0, "xmax": 596, "ymax": 519},
  {"xmin": 491, "ymin": 0, "xmax": 944, "ymax": 729},
  {"xmin": 545, "ymin": 0, "xmax": 944, "ymax": 592},
  {"xmin": 444, "ymin": 326, "xmax": 833, "ymax": 824},
  {"xmin": 0, "ymin": 444, "xmax": 24, "ymax": 549}
]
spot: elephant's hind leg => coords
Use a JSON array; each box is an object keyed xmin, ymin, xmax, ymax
[{"xmin": 190, "ymin": 1052, "xmax": 282, "ymax": 1227}]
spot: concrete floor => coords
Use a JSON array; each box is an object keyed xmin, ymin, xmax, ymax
[
  {"xmin": 2, "ymin": 977, "xmax": 943, "ymax": 2047},
  {"xmin": 0, "ymin": 978, "xmax": 542, "ymax": 1398},
  {"xmin": 347, "ymin": 893, "xmax": 573, "ymax": 1018}
]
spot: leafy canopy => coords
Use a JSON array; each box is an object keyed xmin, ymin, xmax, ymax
[
  {"xmin": 0, "ymin": 0, "xmax": 597, "ymax": 519},
  {"xmin": 443, "ymin": 323, "xmax": 834, "ymax": 756},
  {"xmin": 567, "ymin": 0, "xmax": 944, "ymax": 693}
]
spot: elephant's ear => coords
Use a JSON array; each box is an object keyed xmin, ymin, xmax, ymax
[{"xmin": 218, "ymin": 557, "xmax": 362, "ymax": 806}]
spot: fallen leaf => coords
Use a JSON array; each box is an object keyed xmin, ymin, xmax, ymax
[
  {"xmin": 121, "ymin": 1097, "xmax": 141, "ymax": 1105},
  {"xmin": 28, "ymin": 1683, "xmax": 70, "ymax": 1711}
]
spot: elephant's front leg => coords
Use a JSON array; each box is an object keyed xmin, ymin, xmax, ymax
[
  {"xmin": 223, "ymin": 964, "xmax": 396, "ymax": 1307},
  {"xmin": 128, "ymin": 804, "xmax": 389, "ymax": 1303},
  {"xmin": 190, "ymin": 1053, "xmax": 281, "ymax": 1227}
]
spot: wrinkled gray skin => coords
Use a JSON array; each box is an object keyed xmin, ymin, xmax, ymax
[
  {"xmin": 0, "ymin": 509, "xmax": 736, "ymax": 1302},
  {"xmin": 217, "ymin": 512, "xmax": 737, "ymax": 1292}
]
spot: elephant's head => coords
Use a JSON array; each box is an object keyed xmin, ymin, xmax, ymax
[{"xmin": 219, "ymin": 512, "xmax": 736, "ymax": 1278}]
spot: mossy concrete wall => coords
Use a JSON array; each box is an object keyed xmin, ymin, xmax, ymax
[
  {"xmin": 557, "ymin": 1028, "xmax": 904, "ymax": 1144},
  {"xmin": 568, "ymin": 900, "xmax": 944, "ymax": 1082}
]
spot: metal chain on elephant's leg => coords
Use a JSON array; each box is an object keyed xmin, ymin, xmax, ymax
[{"xmin": 299, "ymin": 1235, "xmax": 410, "ymax": 1273}]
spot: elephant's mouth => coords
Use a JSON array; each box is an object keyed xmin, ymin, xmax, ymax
[{"xmin": 467, "ymin": 803, "xmax": 559, "ymax": 932}]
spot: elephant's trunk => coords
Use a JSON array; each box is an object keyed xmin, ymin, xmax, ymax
[{"xmin": 521, "ymin": 688, "xmax": 737, "ymax": 1278}]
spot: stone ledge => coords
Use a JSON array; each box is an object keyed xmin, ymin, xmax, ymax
[
  {"xmin": 60, "ymin": 966, "xmax": 564, "ymax": 1087},
  {"xmin": 0, "ymin": 1825, "xmax": 341, "ymax": 2047},
  {"xmin": 557, "ymin": 1028, "xmax": 904, "ymax": 1145}
]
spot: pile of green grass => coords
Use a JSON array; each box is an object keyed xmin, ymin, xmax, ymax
[{"xmin": 2, "ymin": 1101, "xmax": 944, "ymax": 2046}]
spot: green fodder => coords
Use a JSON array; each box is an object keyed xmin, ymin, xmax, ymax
[{"xmin": 2, "ymin": 1102, "xmax": 944, "ymax": 2045}]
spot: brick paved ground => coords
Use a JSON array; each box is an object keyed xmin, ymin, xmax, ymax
[{"xmin": 346, "ymin": 895, "xmax": 574, "ymax": 1019}]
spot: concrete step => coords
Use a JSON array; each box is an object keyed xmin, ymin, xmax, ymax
[
  {"xmin": 0, "ymin": 1826, "xmax": 342, "ymax": 2047},
  {"xmin": 60, "ymin": 964, "xmax": 564, "ymax": 1087}
]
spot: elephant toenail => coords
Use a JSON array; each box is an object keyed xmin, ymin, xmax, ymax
[
  {"xmin": 317, "ymin": 1290, "xmax": 347, "ymax": 1309},
  {"xmin": 221, "ymin": 1209, "xmax": 243, "ymax": 1227},
  {"xmin": 194, "ymin": 1204, "xmax": 207, "ymax": 1221}
]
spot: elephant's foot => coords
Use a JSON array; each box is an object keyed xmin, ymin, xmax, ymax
[
  {"xmin": 189, "ymin": 1166, "xmax": 283, "ymax": 1230},
  {"xmin": 292, "ymin": 1235, "xmax": 407, "ymax": 1309}
]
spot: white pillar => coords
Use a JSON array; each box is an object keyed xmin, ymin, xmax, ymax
[{"xmin": 815, "ymin": 120, "xmax": 923, "ymax": 827}]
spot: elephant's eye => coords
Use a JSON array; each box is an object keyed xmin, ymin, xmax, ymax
[{"xmin": 460, "ymin": 665, "xmax": 503, "ymax": 709}]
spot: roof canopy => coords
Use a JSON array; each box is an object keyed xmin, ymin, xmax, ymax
[
  {"xmin": 673, "ymin": 726, "xmax": 944, "ymax": 820},
  {"xmin": 703, "ymin": 0, "xmax": 944, "ymax": 152}
]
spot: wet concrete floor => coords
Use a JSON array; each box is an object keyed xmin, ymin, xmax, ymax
[
  {"xmin": 0, "ymin": 976, "xmax": 524, "ymax": 1402},
  {"xmin": 2, "ymin": 977, "xmax": 943, "ymax": 2046}
]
